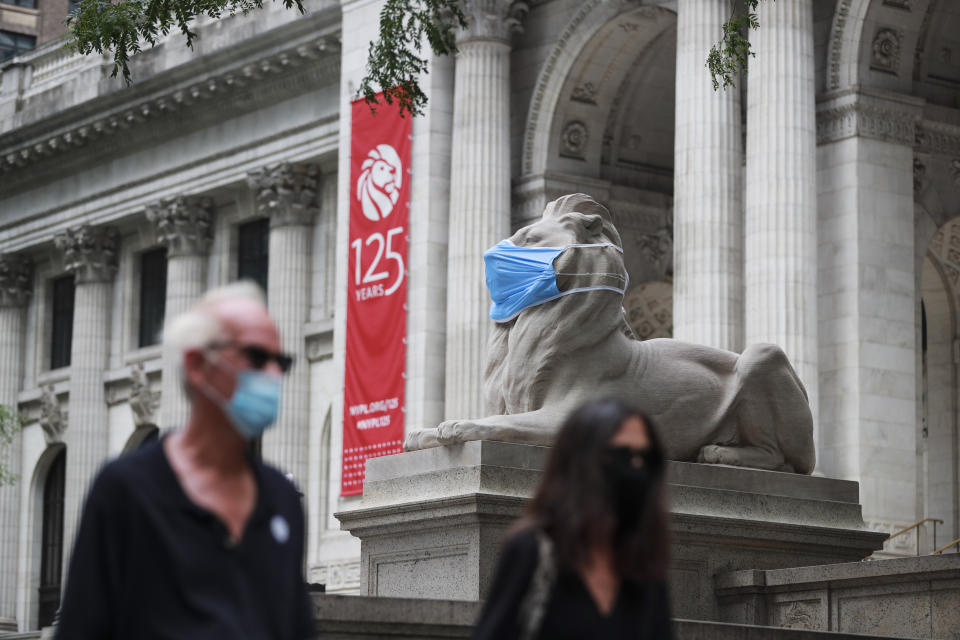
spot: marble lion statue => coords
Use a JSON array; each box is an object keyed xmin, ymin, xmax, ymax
[{"xmin": 405, "ymin": 194, "xmax": 815, "ymax": 474}]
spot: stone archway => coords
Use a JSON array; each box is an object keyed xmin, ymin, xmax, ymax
[
  {"xmin": 919, "ymin": 217, "xmax": 960, "ymax": 550},
  {"xmin": 23, "ymin": 443, "xmax": 66, "ymax": 630},
  {"xmin": 516, "ymin": 1, "xmax": 677, "ymax": 337}
]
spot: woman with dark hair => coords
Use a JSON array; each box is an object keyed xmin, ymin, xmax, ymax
[{"xmin": 472, "ymin": 397, "xmax": 672, "ymax": 640}]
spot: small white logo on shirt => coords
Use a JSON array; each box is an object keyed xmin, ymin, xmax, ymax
[{"xmin": 271, "ymin": 515, "xmax": 290, "ymax": 544}]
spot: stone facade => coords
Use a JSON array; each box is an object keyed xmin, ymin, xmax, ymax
[{"xmin": 0, "ymin": 0, "xmax": 958, "ymax": 633}]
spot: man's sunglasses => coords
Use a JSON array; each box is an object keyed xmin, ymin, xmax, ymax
[{"xmin": 207, "ymin": 342, "xmax": 294, "ymax": 373}]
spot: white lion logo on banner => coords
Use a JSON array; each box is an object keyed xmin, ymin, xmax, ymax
[{"xmin": 357, "ymin": 144, "xmax": 403, "ymax": 222}]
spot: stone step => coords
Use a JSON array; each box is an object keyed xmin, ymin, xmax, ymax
[
  {"xmin": 312, "ymin": 594, "xmax": 908, "ymax": 639},
  {"xmin": 0, "ymin": 594, "xmax": 913, "ymax": 639}
]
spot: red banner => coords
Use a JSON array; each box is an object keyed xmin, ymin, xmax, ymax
[{"xmin": 341, "ymin": 94, "xmax": 411, "ymax": 496}]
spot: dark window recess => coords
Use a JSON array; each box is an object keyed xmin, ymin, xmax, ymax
[
  {"xmin": 237, "ymin": 218, "xmax": 269, "ymax": 294},
  {"xmin": 0, "ymin": 30, "xmax": 36, "ymax": 63},
  {"xmin": 50, "ymin": 275, "xmax": 75, "ymax": 370},
  {"xmin": 38, "ymin": 447, "xmax": 65, "ymax": 629},
  {"xmin": 139, "ymin": 248, "xmax": 168, "ymax": 348},
  {"xmin": 921, "ymin": 299, "xmax": 927, "ymax": 354},
  {"xmin": 0, "ymin": 0, "xmax": 36, "ymax": 9}
]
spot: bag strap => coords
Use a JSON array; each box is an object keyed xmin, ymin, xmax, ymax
[{"xmin": 518, "ymin": 531, "xmax": 557, "ymax": 640}]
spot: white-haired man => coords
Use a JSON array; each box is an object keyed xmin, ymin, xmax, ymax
[{"xmin": 56, "ymin": 283, "xmax": 315, "ymax": 639}]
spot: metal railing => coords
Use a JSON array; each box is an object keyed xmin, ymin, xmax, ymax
[
  {"xmin": 932, "ymin": 537, "xmax": 960, "ymax": 555},
  {"xmin": 885, "ymin": 518, "xmax": 944, "ymax": 556}
]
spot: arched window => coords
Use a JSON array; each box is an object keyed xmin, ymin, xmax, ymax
[{"xmin": 38, "ymin": 448, "xmax": 65, "ymax": 628}]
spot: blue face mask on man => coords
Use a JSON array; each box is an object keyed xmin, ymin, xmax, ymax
[
  {"xmin": 483, "ymin": 240, "xmax": 627, "ymax": 322},
  {"xmin": 201, "ymin": 356, "xmax": 282, "ymax": 439}
]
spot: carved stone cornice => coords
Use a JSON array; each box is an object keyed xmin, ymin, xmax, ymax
[
  {"xmin": 146, "ymin": 195, "xmax": 214, "ymax": 257},
  {"xmin": 53, "ymin": 225, "xmax": 119, "ymax": 284},
  {"xmin": 458, "ymin": 0, "xmax": 529, "ymax": 44},
  {"xmin": 247, "ymin": 163, "xmax": 320, "ymax": 228},
  {"xmin": 914, "ymin": 120, "xmax": 960, "ymax": 156},
  {"xmin": 0, "ymin": 254, "xmax": 32, "ymax": 308},
  {"xmin": 816, "ymin": 89, "xmax": 923, "ymax": 146},
  {"xmin": 0, "ymin": 31, "xmax": 340, "ymax": 182}
]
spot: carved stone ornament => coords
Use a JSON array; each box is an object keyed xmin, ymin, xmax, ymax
[
  {"xmin": 311, "ymin": 559, "xmax": 361, "ymax": 592},
  {"xmin": 458, "ymin": 0, "xmax": 529, "ymax": 44},
  {"xmin": 778, "ymin": 601, "xmax": 819, "ymax": 630},
  {"xmin": 637, "ymin": 224, "xmax": 673, "ymax": 278},
  {"xmin": 623, "ymin": 280, "xmax": 672, "ymax": 341},
  {"xmin": 570, "ymin": 82, "xmax": 597, "ymax": 105},
  {"xmin": 913, "ymin": 156, "xmax": 926, "ymax": 193},
  {"xmin": 871, "ymin": 28, "xmax": 902, "ymax": 73},
  {"xmin": 129, "ymin": 363, "xmax": 159, "ymax": 427},
  {"xmin": 39, "ymin": 385, "xmax": 65, "ymax": 444},
  {"xmin": 54, "ymin": 225, "xmax": 119, "ymax": 284},
  {"xmin": 560, "ymin": 120, "xmax": 588, "ymax": 159},
  {"xmin": 0, "ymin": 254, "xmax": 32, "ymax": 308},
  {"xmin": 952, "ymin": 159, "xmax": 960, "ymax": 186},
  {"xmin": 247, "ymin": 163, "xmax": 320, "ymax": 228},
  {"xmin": 146, "ymin": 195, "xmax": 214, "ymax": 257},
  {"xmin": 816, "ymin": 90, "xmax": 920, "ymax": 146},
  {"xmin": 929, "ymin": 219, "xmax": 960, "ymax": 293}
]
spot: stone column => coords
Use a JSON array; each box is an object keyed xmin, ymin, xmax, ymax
[
  {"xmin": 445, "ymin": 0, "xmax": 527, "ymax": 419},
  {"xmin": 745, "ymin": 0, "xmax": 818, "ymax": 408},
  {"xmin": 248, "ymin": 163, "xmax": 318, "ymax": 487},
  {"xmin": 0, "ymin": 255, "xmax": 30, "ymax": 631},
  {"xmin": 54, "ymin": 225, "xmax": 117, "ymax": 564},
  {"xmin": 816, "ymin": 88, "xmax": 922, "ymax": 545},
  {"xmin": 147, "ymin": 196, "xmax": 214, "ymax": 432},
  {"xmin": 673, "ymin": 0, "xmax": 743, "ymax": 351}
]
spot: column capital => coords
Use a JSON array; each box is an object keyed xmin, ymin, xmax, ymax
[
  {"xmin": 247, "ymin": 163, "xmax": 320, "ymax": 228},
  {"xmin": 0, "ymin": 254, "xmax": 32, "ymax": 308},
  {"xmin": 458, "ymin": 0, "xmax": 528, "ymax": 44},
  {"xmin": 54, "ymin": 225, "xmax": 118, "ymax": 284},
  {"xmin": 146, "ymin": 195, "xmax": 214, "ymax": 257}
]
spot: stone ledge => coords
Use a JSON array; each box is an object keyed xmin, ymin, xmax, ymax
[{"xmin": 717, "ymin": 553, "xmax": 960, "ymax": 591}]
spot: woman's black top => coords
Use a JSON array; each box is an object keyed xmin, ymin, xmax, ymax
[{"xmin": 472, "ymin": 529, "xmax": 673, "ymax": 640}]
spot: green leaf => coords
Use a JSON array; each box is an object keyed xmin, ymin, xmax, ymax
[
  {"xmin": 708, "ymin": 0, "xmax": 768, "ymax": 91},
  {"xmin": 66, "ymin": 0, "xmax": 305, "ymax": 85},
  {"xmin": 356, "ymin": 0, "xmax": 466, "ymax": 117}
]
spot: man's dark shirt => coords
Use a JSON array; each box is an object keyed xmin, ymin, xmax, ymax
[{"xmin": 55, "ymin": 436, "xmax": 315, "ymax": 640}]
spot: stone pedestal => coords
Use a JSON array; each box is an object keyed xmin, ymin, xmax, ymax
[{"xmin": 336, "ymin": 442, "xmax": 888, "ymax": 620}]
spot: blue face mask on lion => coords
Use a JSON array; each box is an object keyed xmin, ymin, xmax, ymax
[{"xmin": 483, "ymin": 240, "xmax": 627, "ymax": 322}]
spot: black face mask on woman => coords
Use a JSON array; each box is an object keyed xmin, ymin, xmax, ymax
[{"xmin": 601, "ymin": 446, "xmax": 658, "ymax": 534}]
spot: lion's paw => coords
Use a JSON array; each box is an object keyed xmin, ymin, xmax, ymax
[
  {"xmin": 404, "ymin": 428, "xmax": 441, "ymax": 451},
  {"xmin": 436, "ymin": 419, "xmax": 468, "ymax": 445},
  {"xmin": 698, "ymin": 444, "xmax": 742, "ymax": 467}
]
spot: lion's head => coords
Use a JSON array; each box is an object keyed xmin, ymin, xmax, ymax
[
  {"xmin": 484, "ymin": 194, "xmax": 629, "ymax": 414},
  {"xmin": 356, "ymin": 144, "xmax": 403, "ymax": 221}
]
